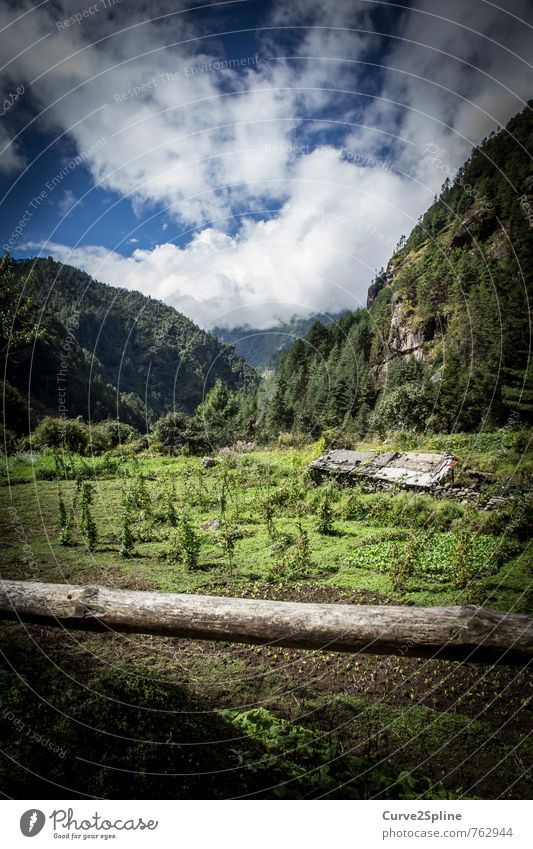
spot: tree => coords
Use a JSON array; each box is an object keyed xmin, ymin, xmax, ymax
[
  {"xmin": 0, "ymin": 254, "xmax": 39, "ymax": 362},
  {"xmin": 371, "ymin": 383, "xmax": 432, "ymax": 433},
  {"xmin": 156, "ymin": 411, "xmax": 194, "ymax": 454},
  {"xmin": 195, "ymin": 379, "xmax": 239, "ymax": 446}
]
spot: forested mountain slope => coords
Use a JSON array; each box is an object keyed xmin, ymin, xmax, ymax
[
  {"xmin": 213, "ymin": 312, "xmax": 345, "ymax": 372},
  {"xmin": 264, "ymin": 104, "xmax": 533, "ymax": 437},
  {"xmin": 4, "ymin": 257, "xmax": 253, "ymax": 431}
]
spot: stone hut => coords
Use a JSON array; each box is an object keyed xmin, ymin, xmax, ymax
[{"xmin": 309, "ymin": 449, "xmax": 456, "ymax": 490}]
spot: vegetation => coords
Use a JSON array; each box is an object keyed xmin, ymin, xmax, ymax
[
  {"xmin": 2, "ymin": 255, "xmax": 254, "ymax": 435},
  {"xmin": 262, "ymin": 105, "xmax": 533, "ymax": 438},
  {"xmin": 1, "ymin": 442, "xmax": 531, "ymax": 798},
  {"xmin": 1, "ymin": 106, "xmax": 533, "ymax": 801},
  {"xmin": 213, "ymin": 311, "xmax": 344, "ymax": 373}
]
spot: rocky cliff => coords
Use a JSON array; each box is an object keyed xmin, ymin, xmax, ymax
[{"xmin": 264, "ymin": 103, "xmax": 533, "ymax": 434}]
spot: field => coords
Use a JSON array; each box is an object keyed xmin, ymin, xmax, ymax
[{"xmin": 1, "ymin": 435, "xmax": 532, "ymax": 799}]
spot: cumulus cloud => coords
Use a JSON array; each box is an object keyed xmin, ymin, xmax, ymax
[
  {"xmin": 19, "ymin": 149, "xmax": 437, "ymax": 327},
  {"xmin": 3, "ymin": 0, "xmax": 533, "ymax": 326}
]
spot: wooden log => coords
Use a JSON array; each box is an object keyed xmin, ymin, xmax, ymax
[{"xmin": 0, "ymin": 580, "xmax": 532, "ymax": 664}]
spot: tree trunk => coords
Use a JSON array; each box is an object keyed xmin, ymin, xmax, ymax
[{"xmin": 0, "ymin": 580, "xmax": 531, "ymax": 664}]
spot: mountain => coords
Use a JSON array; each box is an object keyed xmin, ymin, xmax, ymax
[
  {"xmin": 213, "ymin": 312, "xmax": 346, "ymax": 372},
  {"xmin": 4, "ymin": 257, "xmax": 254, "ymax": 432},
  {"xmin": 263, "ymin": 104, "xmax": 533, "ymax": 436}
]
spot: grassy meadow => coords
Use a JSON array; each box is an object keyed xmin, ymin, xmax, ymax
[{"xmin": 0, "ymin": 433, "xmax": 532, "ymax": 799}]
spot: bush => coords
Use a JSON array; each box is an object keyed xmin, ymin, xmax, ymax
[
  {"xmin": 0, "ymin": 427, "xmax": 18, "ymax": 454},
  {"xmin": 119, "ymin": 507, "xmax": 136, "ymax": 557},
  {"xmin": 156, "ymin": 411, "xmax": 203, "ymax": 455},
  {"xmin": 88, "ymin": 420, "xmax": 139, "ymax": 453},
  {"xmin": 270, "ymin": 523, "xmax": 313, "ymax": 580},
  {"xmin": 370, "ymin": 383, "xmax": 432, "ymax": 434},
  {"xmin": 343, "ymin": 491, "xmax": 367, "ymax": 520},
  {"xmin": 316, "ymin": 490, "xmax": 335, "ymax": 535},
  {"xmin": 33, "ymin": 416, "xmax": 89, "ymax": 454},
  {"xmin": 176, "ymin": 513, "xmax": 202, "ymax": 569},
  {"xmin": 79, "ymin": 481, "xmax": 98, "ymax": 551}
]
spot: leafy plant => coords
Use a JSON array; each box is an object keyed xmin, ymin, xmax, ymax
[
  {"xmin": 343, "ymin": 491, "xmax": 367, "ymax": 520},
  {"xmin": 224, "ymin": 707, "xmax": 453, "ymax": 800},
  {"xmin": 389, "ymin": 530, "xmax": 422, "ymax": 592},
  {"xmin": 57, "ymin": 487, "xmax": 73, "ymax": 546},
  {"xmin": 218, "ymin": 520, "xmax": 242, "ymax": 572},
  {"xmin": 176, "ymin": 513, "xmax": 201, "ymax": 569},
  {"xmin": 316, "ymin": 488, "xmax": 335, "ymax": 535},
  {"xmin": 259, "ymin": 493, "xmax": 276, "ymax": 539},
  {"xmin": 79, "ymin": 481, "xmax": 98, "ymax": 551},
  {"xmin": 119, "ymin": 506, "xmax": 136, "ymax": 558},
  {"xmin": 270, "ymin": 522, "xmax": 313, "ymax": 580}
]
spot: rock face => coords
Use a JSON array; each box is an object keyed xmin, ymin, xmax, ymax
[
  {"xmin": 365, "ymin": 200, "xmax": 502, "ymax": 387},
  {"xmin": 366, "ymin": 271, "xmax": 388, "ymax": 308},
  {"xmin": 448, "ymin": 204, "xmax": 497, "ymax": 248},
  {"xmin": 386, "ymin": 293, "xmax": 426, "ymax": 359}
]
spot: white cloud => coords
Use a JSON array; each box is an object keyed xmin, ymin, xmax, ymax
[
  {"xmin": 57, "ymin": 188, "xmax": 77, "ymax": 215},
  {"xmin": 22, "ymin": 147, "xmax": 431, "ymax": 328},
  {"xmin": 4, "ymin": 0, "xmax": 533, "ymax": 326}
]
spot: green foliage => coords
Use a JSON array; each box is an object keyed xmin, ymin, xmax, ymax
[
  {"xmin": 195, "ymin": 379, "xmax": 256, "ymax": 448},
  {"xmin": 316, "ymin": 488, "xmax": 335, "ymax": 535},
  {"xmin": 89, "ymin": 420, "xmax": 138, "ymax": 453},
  {"xmin": 217, "ymin": 520, "xmax": 242, "ymax": 571},
  {"xmin": 0, "ymin": 639, "xmax": 267, "ymax": 799},
  {"xmin": 260, "ymin": 105, "xmax": 533, "ymax": 437},
  {"xmin": 57, "ymin": 487, "xmax": 73, "ymax": 546},
  {"xmin": 155, "ymin": 411, "xmax": 199, "ymax": 455},
  {"xmin": 343, "ymin": 491, "xmax": 367, "ymax": 520},
  {"xmin": 0, "ymin": 255, "xmax": 40, "ymax": 358},
  {"xmin": 8, "ymin": 255, "xmax": 253, "ymax": 431},
  {"xmin": 370, "ymin": 382, "xmax": 433, "ymax": 434},
  {"xmin": 347, "ymin": 528, "xmax": 518, "ymax": 584},
  {"xmin": 225, "ymin": 707, "xmax": 453, "ymax": 800},
  {"xmin": 258, "ymin": 493, "xmax": 277, "ymax": 539},
  {"xmin": 79, "ymin": 481, "xmax": 98, "ymax": 551},
  {"xmin": 270, "ymin": 522, "xmax": 313, "ymax": 580},
  {"xmin": 119, "ymin": 506, "xmax": 136, "ymax": 558},
  {"xmin": 389, "ymin": 531, "xmax": 422, "ymax": 592},
  {"xmin": 33, "ymin": 416, "xmax": 89, "ymax": 454},
  {"xmin": 175, "ymin": 512, "xmax": 201, "ymax": 569},
  {"xmin": 124, "ymin": 467, "xmax": 152, "ymax": 518}
]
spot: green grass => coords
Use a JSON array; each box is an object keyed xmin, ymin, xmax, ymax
[
  {"xmin": 0, "ymin": 446, "xmax": 530, "ymax": 611},
  {"xmin": 1, "ymin": 441, "xmax": 531, "ymax": 799}
]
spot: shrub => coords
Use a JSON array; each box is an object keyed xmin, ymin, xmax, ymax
[
  {"xmin": 89, "ymin": 420, "xmax": 138, "ymax": 453},
  {"xmin": 270, "ymin": 524, "xmax": 313, "ymax": 580},
  {"xmin": 79, "ymin": 481, "xmax": 98, "ymax": 551},
  {"xmin": 176, "ymin": 513, "xmax": 201, "ymax": 569},
  {"xmin": 343, "ymin": 492, "xmax": 367, "ymax": 521},
  {"xmin": 57, "ymin": 487, "xmax": 73, "ymax": 546},
  {"xmin": 366, "ymin": 493, "xmax": 395, "ymax": 523},
  {"xmin": 156, "ymin": 411, "xmax": 202, "ymax": 455},
  {"xmin": 33, "ymin": 416, "xmax": 89, "ymax": 454},
  {"xmin": 258, "ymin": 494, "xmax": 276, "ymax": 539},
  {"xmin": 276, "ymin": 431, "xmax": 308, "ymax": 449},
  {"xmin": 119, "ymin": 507, "xmax": 136, "ymax": 557},
  {"xmin": 1, "ymin": 427, "xmax": 18, "ymax": 454},
  {"xmin": 389, "ymin": 531, "xmax": 422, "ymax": 592},
  {"xmin": 370, "ymin": 383, "xmax": 432, "ymax": 434},
  {"xmin": 316, "ymin": 490, "xmax": 335, "ymax": 535},
  {"xmin": 218, "ymin": 520, "xmax": 242, "ymax": 572}
]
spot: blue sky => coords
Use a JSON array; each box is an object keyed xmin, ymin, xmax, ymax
[{"xmin": 0, "ymin": 0, "xmax": 531, "ymax": 328}]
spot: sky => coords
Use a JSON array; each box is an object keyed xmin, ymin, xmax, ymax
[{"xmin": 0, "ymin": 0, "xmax": 532, "ymax": 329}]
